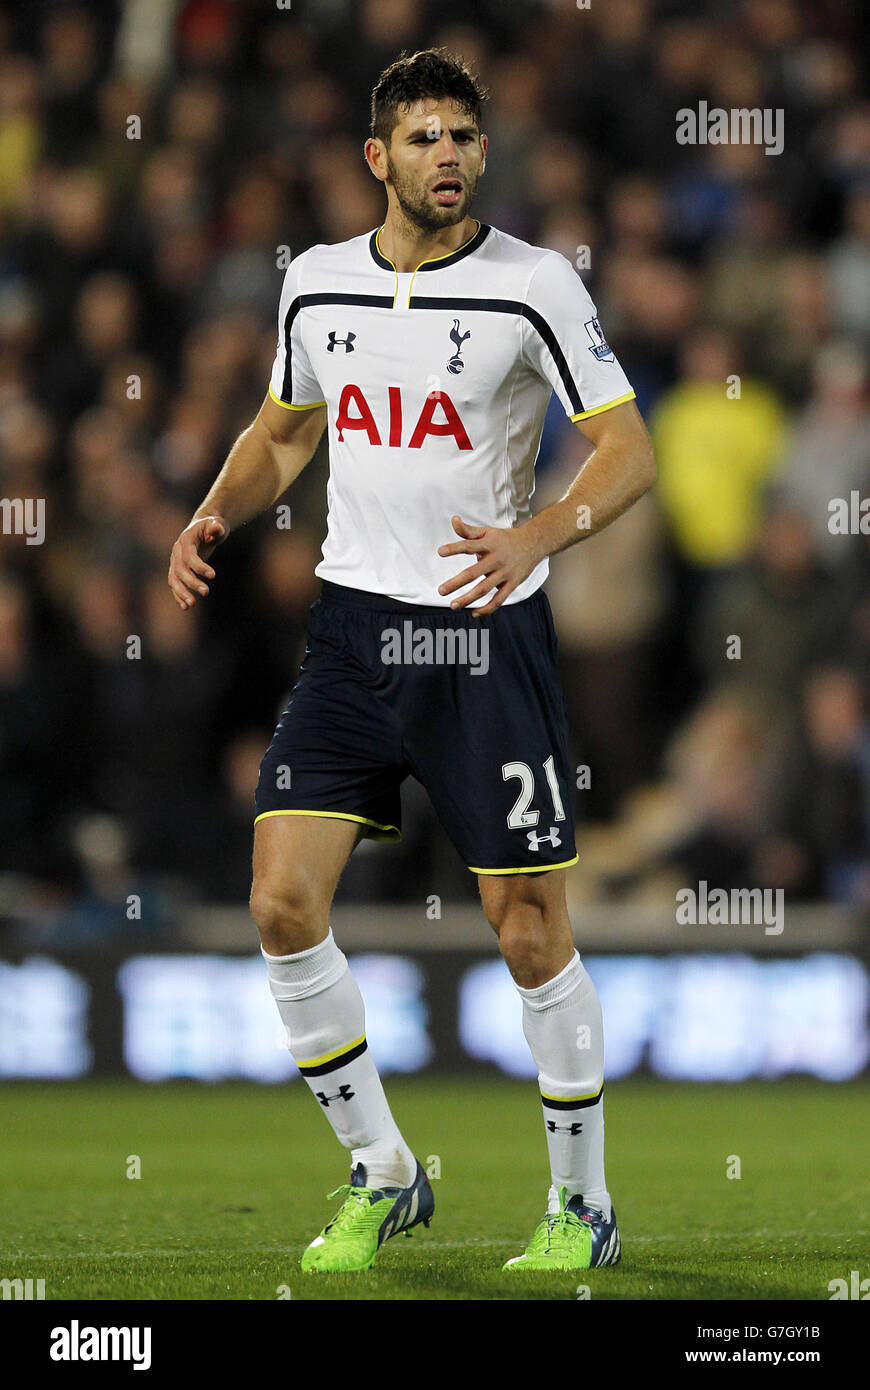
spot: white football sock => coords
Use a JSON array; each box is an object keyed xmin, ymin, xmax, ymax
[
  {"xmin": 262, "ymin": 930, "xmax": 417, "ymax": 1189},
  {"xmin": 515, "ymin": 950, "xmax": 611, "ymax": 1220}
]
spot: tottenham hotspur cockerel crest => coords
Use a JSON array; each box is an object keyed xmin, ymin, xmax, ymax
[{"xmin": 446, "ymin": 319, "xmax": 471, "ymax": 374}]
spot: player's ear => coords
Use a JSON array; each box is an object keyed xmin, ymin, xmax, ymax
[{"xmin": 364, "ymin": 136, "xmax": 388, "ymax": 182}]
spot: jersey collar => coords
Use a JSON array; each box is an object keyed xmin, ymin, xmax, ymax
[{"xmin": 369, "ymin": 220, "xmax": 490, "ymax": 273}]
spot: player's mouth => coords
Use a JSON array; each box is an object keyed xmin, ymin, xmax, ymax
[{"xmin": 431, "ymin": 179, "xmax": 463, "ymax": 205}]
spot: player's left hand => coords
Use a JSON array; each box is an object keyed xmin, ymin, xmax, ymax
[{"xmin": 437, "ymin": 514, "xmax": 544, "ymax": 616}]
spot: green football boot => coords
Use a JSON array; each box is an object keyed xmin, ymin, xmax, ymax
[
  {"xmin": 503, "ymin": 1185, "xmax": 621, "ymax": 1270},
  {"xmin": 300, "ymin": 1159, "xmax": 434, "ymax": 1272}
]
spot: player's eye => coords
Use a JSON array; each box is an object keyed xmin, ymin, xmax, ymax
[{"xmin": 412, "ymin": 133, "xmax": 473, "ymax": 143}]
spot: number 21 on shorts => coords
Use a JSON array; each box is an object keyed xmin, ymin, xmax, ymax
[{"xmin": 502, "ymin": 756, "xmax": 566, "ymax": 828}]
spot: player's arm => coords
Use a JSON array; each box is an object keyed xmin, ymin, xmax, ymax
[
  {"xmin": 167, "ymin": 395, "xmax": 327, "ymax": 610},
  {"xmin": 438, "ymin": 399, "xmax": 655, "ymax": 615},
  {"xmin": 525, "ymin": 397, "xmax": 656, "ymax": 558}
]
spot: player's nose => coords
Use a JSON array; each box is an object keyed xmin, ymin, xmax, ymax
[{"xmin": 435, "ymin": 132, "xmax": 460, "ymax": 161}]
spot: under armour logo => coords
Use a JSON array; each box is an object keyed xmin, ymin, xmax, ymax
[
  {"xmin": 327, "ymin": 331, "xmax": 356, "ymax": 353},
  {"xmin": 315, "ymin": 1085, "xmax": 355, "ymax": 1106},
  {"xmin": 446, "ymin": 318, "xmax": 471, "ymax": 374},
  {"xmin": 527, "ymin": 826, "xmax": 562, "ymax": 852},
  {"xmin": 546, "ymin": 1121, "xmax": 584, "ymax": 1135}
]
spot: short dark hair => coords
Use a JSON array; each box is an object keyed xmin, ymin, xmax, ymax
[{"xmin": 370, "ymin": 48, "xmax": 488, "ymax": 146}]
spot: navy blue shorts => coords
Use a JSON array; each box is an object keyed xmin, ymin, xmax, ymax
[{"xmin": 254, "ymin": 581, "xmax": 578, "ymax": 874}]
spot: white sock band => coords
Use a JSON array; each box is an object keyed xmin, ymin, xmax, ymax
[
  {"xmin": 261, "ymin": 928, "xmax": 347, "ymax": 1001},
  {"xmin": 515, "ymin": 949, "xmax": 585, "ymax": 1012}
]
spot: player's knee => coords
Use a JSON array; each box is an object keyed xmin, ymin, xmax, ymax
[
  {"xmin": 491, "ymin": 905, "xmax": 553, "ymax": 986},
  {"xmin": 249, "ymin": 876, "xmax": 329, "ymax": 955}
]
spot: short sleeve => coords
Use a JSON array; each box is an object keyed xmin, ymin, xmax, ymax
[
  {"xmin": 522, "ymin": 251, "xmax": 635, "ymax": 422},
  {"xmin": 268, "ymin": 251, "xmax": 326, "ymax": 411}
]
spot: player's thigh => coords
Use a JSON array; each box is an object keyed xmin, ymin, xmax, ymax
[{"xmin": 250, "ymin": 813, "xmax": 365, "ymax": 951}]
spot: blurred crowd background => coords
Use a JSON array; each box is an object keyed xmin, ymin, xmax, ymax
[{"xmin": 0, "ymin": 0, "xmax": 868, "ymax": 940}]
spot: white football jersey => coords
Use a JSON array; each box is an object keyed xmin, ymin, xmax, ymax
[{"xmin": 269, "ymin": 220, "xmax": 635, "ymax": 606}]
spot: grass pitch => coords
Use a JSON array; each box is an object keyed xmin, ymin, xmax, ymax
[{"xmin": 1, "ymin": 1077, "xmax": 867, "ymax": 1301}]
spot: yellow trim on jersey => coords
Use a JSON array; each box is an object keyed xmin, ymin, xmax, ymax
[
  {"xmin": 540, "ymin": 1082, "xmax": 604, "ymax": 1104},
  {"xmin": 468, "ymin": 854, "xmax": 579, "ymax": 875},
  {"xmin": 376, "ymin": 220, "xmax": 483, "ymax": 310},
  {"xmin": 374, "ymin": 227, "xmax": 400, "ymax": 308},
  {"xmin": 297, "ymin": 1035, "xmax": 367, "ymax": 1069},
  {"xmin": 570, "ymin": 390, "xmax": 636, "ymax": 423},
  {"xmin": 406, "ymin": 219, "xmax": 482, "ymax": 303},
  {"xmin": 253, "ymin": 808, "xmax": 401, "ymax": 840},
  {"xmin": 268, "ymin": 383, "xmax": 326, "ymax": 411}
]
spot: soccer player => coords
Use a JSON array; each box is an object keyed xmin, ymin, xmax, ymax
[{"xmin": 168, "ymin": 49, "xmax": 655, "ymax": 1274}]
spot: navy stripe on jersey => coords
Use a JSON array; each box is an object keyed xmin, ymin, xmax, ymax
[
  {"xmin": 279, "ymin": 293, "xmax": 393, "ymax": 403},
  {"xmin": 281, "ymin": 290, "xmax": 586, "ymax": 415},
  {"xmin": 409, "ymin": 296, "xmax": 585, "ymax": 416}
]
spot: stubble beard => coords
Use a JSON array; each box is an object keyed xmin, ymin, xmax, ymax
[{"xmin": 385, "ymin": 153, "xmax": 479, "ymax": 236}]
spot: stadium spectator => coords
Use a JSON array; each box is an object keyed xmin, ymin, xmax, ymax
[
  {"xmin": 651, "ymin": 325, "xmax": 788, "ymax": 572},
  {"xmin": 777, "ymin": 338, "xmax": 870, "ymax": 564}
]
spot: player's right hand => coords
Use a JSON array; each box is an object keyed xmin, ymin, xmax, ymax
[{"xmin": 168, "ymin": 515, "xmax": 228, "ymax": 610}]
